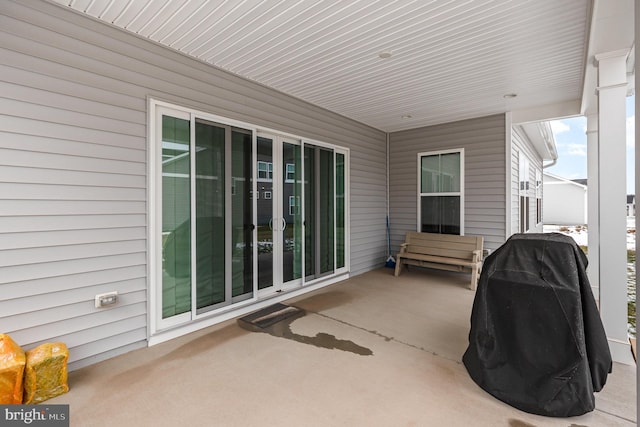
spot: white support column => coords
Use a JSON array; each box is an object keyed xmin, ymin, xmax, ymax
[
  {"xmin": 595, "ymin": 49, "xmax": 633, "ymax": 364},
  {"xmin": 586, "ymin": 113, "xmax": 600, "ymax": 298}
]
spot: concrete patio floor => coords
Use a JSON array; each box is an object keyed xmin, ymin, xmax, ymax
[{"xmin": 49, "ymin": 268, "xmax": 636, "ymax": 426}]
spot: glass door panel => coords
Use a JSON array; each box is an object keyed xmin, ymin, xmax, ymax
[
  {"xmin": 231, "ymin": 129, "xmax": 254, "ymax": 299},
  {"xmin": 256, "ymin": 135, "xmax": 303, "ymax": 293},
  {"xmin": 304, "ymin": 146, "xmax": 316, "ymax": 280},
  {"xmin": 282, "ymin": 142, "xmax": 302, "ymax": 284},
  {"xmin": 194, "ymin": 119, "xmax": 225, "ymax": 311},
  {"xmin": 156, "ymin": 103, "xmax": 348, "ymax": 333},
  {"xmin": 304, "ymin": 144, "xmax": 336, "ymax": 280},
  {"xmin": 161, "ymin": 115, "xmax": 191, "ymax": 319},
  {"xmin": 318, "ymin": 148, "xmax": 335, "ymax": 275},
  {"xmin": 336, "ymin": 152, "xmax": 345, "ymax": 269},
  {"xmin": 257, "ymin": 136, "xmax": 274, "ymax": 290}
]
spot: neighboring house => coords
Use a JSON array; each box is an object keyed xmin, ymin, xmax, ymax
[
  {"xmin": 0, "ymin": 1, "xmax": 634, "ymax": 369},
  {"xmin": 543, "ymin": 173, "xmax": 588, "ymax": 225},
  {"xmin": 627, "ymin": 194, "xmax": 635, "ymax": 217}
]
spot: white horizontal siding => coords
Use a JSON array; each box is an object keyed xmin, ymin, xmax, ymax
[
  {"xmin": 0, "ymin": 132, "xmax": 146, "ymax": 163},
  {"xmin": 511, "ymin": 128, "xmax": 544, "ymax": 234},
  {"xmin": 0, "ymin": 227, "xmax": 146, "ymax": 250},
  {"xmin": 0, "ymin": 200, "xmax": 146, "ymax": 216},
  {"xmin": 0, "ymin": 183, "xmax": 145, "ymax": 200},
  {"xmin": 3, "ymin": 294, "xmax": 146, "ymax": 330},
  {"xmin": 0, "ymin": 215, "xmax": 146, "ymax": 233},
  {"xmin": 0, "ymin": 166, "xmax": 146, "ymax": 188},
  {"xmin": 1, "ymin": 0, "xmax": 386, "ymax": 369},
  {"xmin": 0, "ymin": 253, "xmax": 147, "ymax": 285},
  {"xmin": 389, "ymin": 114, "xmax": 506, "ymax": 253},
  {"xmin": 511, "ymin": 147, "xmax": 520, "ymax": 234},
  {"xmin": 2, "ymin": 266, "xmax": 146, "ymax": 299},
  {"xmin": 0, "ymin": 145, "xmax": 145, "ymax": 174}
]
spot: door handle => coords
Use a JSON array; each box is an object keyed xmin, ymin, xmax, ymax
[
  {"xmin": 281, "ymin": 217, "xmax": 287, "ymax": 231},
  {"xmin": 269, "ymin": 218, "xmax": 273, "ymax": 230}
]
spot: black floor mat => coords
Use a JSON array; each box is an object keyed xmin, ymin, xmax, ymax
[{"xmin": 237, "ymin": 303, "xmax": 305, "ymax": 330}]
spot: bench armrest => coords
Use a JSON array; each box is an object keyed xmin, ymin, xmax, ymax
[
  {"xmin": 472, "ymin": 249, "xmax": 483, "ymax": 263},
  {"xmin": 399, "ymin": 243, "xmax": 408, "ymax": 254}
]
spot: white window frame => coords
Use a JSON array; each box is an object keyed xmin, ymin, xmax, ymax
[
  {"xmin": 417, "ymin": 148, "xmax": 464, "ymax": 235},
  {"xmin": 289, "ymin": 195, "xmax": 300, "ymax": 216},
  {"xmin": 285, "ymin": 163, "xmax": 296, "ymax": 182},
  {"xmin": 257, "ymin": 161, "xmax": 273, "ymax": 181},
  {"xmin": 148, "ymin": 98, "xmax": 351, "ymax": 344}
]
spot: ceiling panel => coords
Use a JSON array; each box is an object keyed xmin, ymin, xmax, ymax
[{"xmin": 51, "ymin": 0, "xmax": 590, "ymax": 132}]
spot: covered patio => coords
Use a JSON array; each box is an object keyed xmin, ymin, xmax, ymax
[
  {"xmin": 1, "ymin": 0, "xmax": 637, "ymax": 422},
  {"xmin": 49, "ymin": 269, "xmax": 636, "ymax": 426}
]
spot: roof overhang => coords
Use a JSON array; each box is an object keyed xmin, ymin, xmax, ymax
[
  {"xmin": 516, "ymin": 122, "xmax": 558, "ymax": 161},
  {"xmin": 46, "ymin": 0, "xmax": 615, "ymax": 132},
  {"xmin": 580, "ymin": 0, "xmax": 635, "ymax": 117}
]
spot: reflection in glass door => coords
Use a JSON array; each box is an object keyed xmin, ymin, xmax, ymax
[
  {"xmin": 158, "ymin": 108, "xmax": 254, "ymax": 328},
  {"xmin": 161, "ymin": 114, "xmax": 191, "ymax": 320},
  {"xmin": 156, "ymin": 102, "xmax": 348, "ymax": 332},
  {"xmin": 282, "ymin": 142, "xmax": 302, "ymax": 284},
  {"xmin": 336, "ymin": 152, "xmax": 346, "ymax": 269},
  {"xmin": 256, "ymin": 136, "xmax": 274, "ymax": 290},
  {"xmin": 231, "ymin": 129, "xmax": 254, "ymax": 300},
  {"xmin": 194, "ymin": 119, "xmax": 225, "ymax": 311},
  {"xmin": 256, "ymin": 135, "xmax": 303, "ymax": 293},
  {"xmin": 304, "ymin": 144, "xmax": 347, "ymax": 281}
]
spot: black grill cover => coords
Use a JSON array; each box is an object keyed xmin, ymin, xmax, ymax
[{"xmin": 462, "ymin": 233, "xmax": 612, "ymax": 417}]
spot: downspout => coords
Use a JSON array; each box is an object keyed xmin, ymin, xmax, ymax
[
  {"xmin": 386, "ymin": 132, "xmax": 390, "ymax": 220},
  {"xmin": 386, "ymin": 132, "xmax": 391, "ymax": 258},
  {"xmin": 541, "ymin": 121, "xmax": 558, "ymax": 169}
]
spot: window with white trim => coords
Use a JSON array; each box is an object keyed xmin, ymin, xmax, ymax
[
  {"xmin": 289, "ymin": 195, "xmax": 300, "ymax": 215},
  {"xmin": 418, "ymin": 149, "xmax": 463, "ymax": 235},
  {"xmin": 285, "ymin": 163, "xmax": 295, "ymax": 182},
  {"xmin": 257, "ymin": 161, "xmax": 273, "ymax": 180}
]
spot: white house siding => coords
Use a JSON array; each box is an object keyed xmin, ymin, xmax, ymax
[
  {"xmin": 511, "ymin": 128, "xmax": 544, "ymax": 233},
  {"xmin": 389, "ymin": 114, "xmax": 507, "ymax": 253},
  {"xmin": 510, "ymin": 147, "xmax": 520, "ymax": 235},
  {"xmin": 0, "ymin": 0, "xmax": 386, "ymax": 370}
]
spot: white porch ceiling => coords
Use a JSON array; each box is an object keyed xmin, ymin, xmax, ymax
[{"xmin": 50, "ymin": 0, "xmax": 591, "ymax": 132}]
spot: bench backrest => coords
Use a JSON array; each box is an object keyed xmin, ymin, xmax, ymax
[{"xmin": 404, "ymin": 232, "xmax": 483, "ymax": 260}]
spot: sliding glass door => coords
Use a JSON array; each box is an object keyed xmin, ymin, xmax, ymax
[
  {"xmin": 158, "ymin": 107, "xmax": 254, "ymax": 328},
  {"xmin": 154, "ymin": 102, "xmax": 348, "ymax": 331},
  {"xmin": 160, "ymin": 113, "xmax": 191, "ymax": 322},
  {"xmin": 282, "ymin": 141, "xmax": 303, "ymax": 284},
  {"xmin": 193, "ymin": 119, "xmax": 225, "ymax": 310},
  {"xmin": 256, "ymin": 133, "xmax": 303, "ymax": 293},
  {"xmin": 304, "ymin": 144, "xmax": 347, "ymax": 281}
]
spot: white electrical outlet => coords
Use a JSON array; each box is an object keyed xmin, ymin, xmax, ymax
[{"xmin": 95, "ymin": 291, "xmax": 118, "ymax": 308}]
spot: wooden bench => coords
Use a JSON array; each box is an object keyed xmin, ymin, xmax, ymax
[{"xmin": 394, "ymin": 232, "xmax": 484, "ymax": 290}]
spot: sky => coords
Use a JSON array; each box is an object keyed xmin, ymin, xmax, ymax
[{"xmin": 545, "ymin": 96, "xmax": 635, "ymax": 194}]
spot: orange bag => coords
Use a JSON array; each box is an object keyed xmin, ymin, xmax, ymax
[
  {"xmin": 0, "ymin": 334, "xmax": 26, "ymax": 404},
  {"xmin": 23, "ymin": 342, "xmax": 69, "ymax": 404}
]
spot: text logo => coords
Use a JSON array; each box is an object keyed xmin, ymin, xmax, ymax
[{"xmin": 0, "ymin": 405, "xmax": 69, "ymax": 427}]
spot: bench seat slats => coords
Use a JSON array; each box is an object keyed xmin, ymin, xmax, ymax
[
  {"xmin": 397, "ymin": 252, "xmax": 477, "ymax": 267},
  {"xmin": 405, "ymin": 246, "xmax": 476, "ymax": 260},
  {"xmin": 394, "ymin": 231, "xmax": 484, "ymax": 290}
]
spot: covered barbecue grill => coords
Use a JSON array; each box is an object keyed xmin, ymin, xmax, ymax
[{"xmin": 463, "ymin": 233, "xmax": 612, "ymax": 417}]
